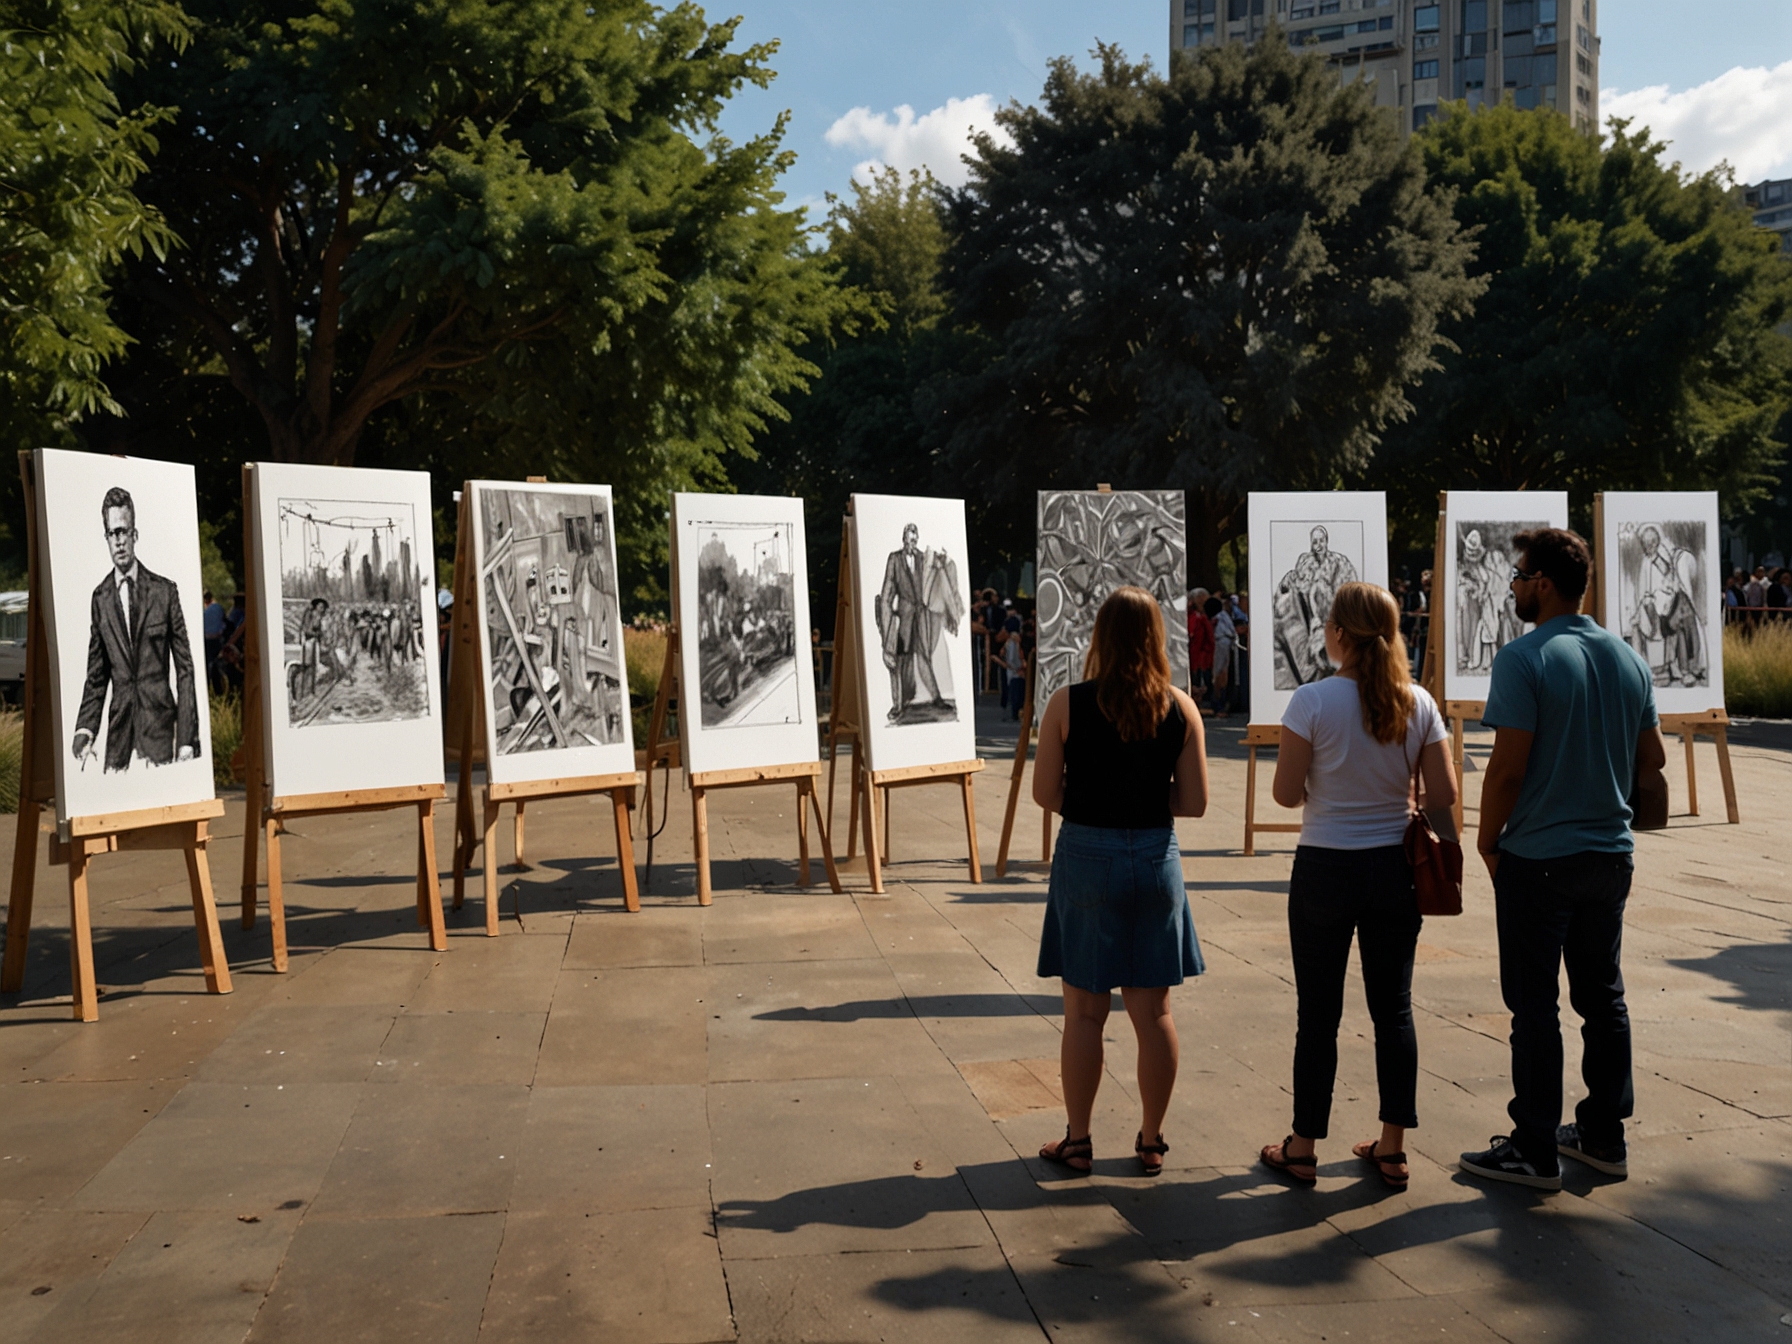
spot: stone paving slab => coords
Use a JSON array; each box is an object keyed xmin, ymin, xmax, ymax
[{"xmin": 0, "ymin": 711, "xmax": 1788, "ymax": 1339}]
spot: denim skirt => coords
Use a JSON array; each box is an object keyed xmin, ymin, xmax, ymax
[{"xmin": 1037, "ymin": 821, "xmax": 1205, "ymax": 993}]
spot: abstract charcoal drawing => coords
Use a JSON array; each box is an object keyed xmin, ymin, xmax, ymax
[
  {"xmin": 693, "ymin": 520, "xmax": 802, "ymax": 730},
  {"xmin": 1453, "ymin": 520, "xmax": 1538, "ymax": 676},
  {"xmin": 1618, "ymin": 519, "xmax": 1708, "ymax": 689},
  {"xmin": 481, "ymin": 489, "xmax": 626, "ymax": 753},
  {"xmin": 875, "ymin": 521, "xmax": 963, "ymax": 726},
  {"xmin": 1035, "ymin": 491, "xmax": 1188, "ymax": 710},
  {"xmin": 1270, "ymin": 522, "xmax": 1362, "ymax": 690},
  {"xmin": 277, "ymin": 498, "xmax": 432, "ymax": 727},
  {"xmin": 73, "ymin": 485, "xmax": 203, "ymax": 771}
]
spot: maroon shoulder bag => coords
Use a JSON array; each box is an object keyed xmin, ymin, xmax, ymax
[{"xmin": 1403, "ymin": 750, "xmax": 1463, "ymax": 917}]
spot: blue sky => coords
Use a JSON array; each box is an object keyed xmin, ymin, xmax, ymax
[{"xmin": 716, "ymin": 0, "xmax": 1792, "ymax": 218}]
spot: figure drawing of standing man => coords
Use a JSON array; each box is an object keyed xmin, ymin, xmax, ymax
[
  {"xmin": 877, "ymin": 523, "xmax": 961, "ymax": 723},
  {"xmin": 72, "ymin": 487, "xmax": 202, "ymax": 771}
]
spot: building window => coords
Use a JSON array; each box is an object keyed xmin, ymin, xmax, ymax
[
  {"xmin": 1575, "ymin": 82, "xmax": 1591, "ymax": 104},
  {"xmin": 1356, "ymin": 19, "xmax": 1378, "ymax": 32},
  {"xmin": 1576, "ymin": 53, "xmax": 1592, "ymax": 76},
  {"xmin": 1576, "ymin": 23, "xmax": 1592, "ymax": 51},
  {"xmin": 1414, "ymin": 5, "xmax": 1440, "ymax": 32},
  {"xmin": 1462, "ymin": 31, "xmax": 1488, "ymax": 55},
  {"xmin": 1414, "ymin": 59, "xmax": 1439, "ymax": 79},
  {"xmin": 1504, "ymin": 0, "xmax": 1533, "ymax": 30},
  {"xmin": 1542, "ymin": 83, "xmax": 1557, "ymax": 106},
  {"xmin": 1535, "ymin": 23, "xmax": 1555, "ymax": 45},
  {"xmin": 1316, "ymin": 25, "xmax": 1345, "ymax": 41},
  {"xmin": 1291, "ymin": 3, "xmax": 1314, "ymax": 16},
  {"xmin": 1505, "ymin": 55, "xmax": 1531, "ymax": 84},
  {"xmin": 1538, "ymin": 0, "xmax": 1557, "ymax": 20},
  {"xmin": 1462, "ymin": 0, "xmax": 1487, "ymax": 32},
  {"xmin": 1381, "ymin": 15, "xmax": 1394, "ymax": 29},
  {"xmin": 1535, "ymin": 52, "xmax": 1557, "ymax": 83},
  {"xmin": 1415, "ymin": 32, "xmax": 1440, "ymax": 50},
  {"xmin": 1318, "ymin": 0, "xmax": 1340, "ymax": 12},
  {"xmin": 1515, "ymin": 86, "xmax": 1538, "ymax": 109},
  {"xmin": 1227, "ymin": 0, "xmax": 1248, "ymax": 20},
  {"xmin": 1414, "ymin": 103, "xmax": 1439, "ymax": 129}
]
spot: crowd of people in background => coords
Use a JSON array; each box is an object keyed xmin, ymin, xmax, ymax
[
  {"xmin": 1725, "ymin": 564, "xmax": 1792, "ymax": 626},
  {"xmin": 970, "ymin": 589, "xmax": 1036, "ymax": 719}
]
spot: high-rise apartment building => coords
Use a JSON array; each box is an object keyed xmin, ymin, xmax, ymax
[
  {"xmin": 1171, "ymin": 0, "xmax": 1600, "ymax": 136},
  {"xmin": 1743, "ymin": 179, "xmax": 1792, "ymax": 253}
]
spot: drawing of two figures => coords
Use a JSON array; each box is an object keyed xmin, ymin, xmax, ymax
[{"xmin": 876, "ymin": 524, "xmax": 962, "ymax": 725}]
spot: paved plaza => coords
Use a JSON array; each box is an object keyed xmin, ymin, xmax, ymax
[{"xmin": 1, "ymin": 708, "xmax": 1788, "ymax": 1342}]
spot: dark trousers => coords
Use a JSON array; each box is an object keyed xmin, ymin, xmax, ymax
[
  {"xmin": 1288, "ymin": 844, "xmax": 1422, "ymax": 1139},
  {"xmin": 1494, "ymin": 851, "xmax": 1634, "ymax": 1165}
]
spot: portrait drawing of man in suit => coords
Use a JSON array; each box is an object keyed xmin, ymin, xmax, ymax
[
  {"xmin": 876, "ymin": 522, "xmax": 962, "ymax": 725},
  {"xmin": 71, "ymin": 486, "xmax": 203, "ymax": 772}
]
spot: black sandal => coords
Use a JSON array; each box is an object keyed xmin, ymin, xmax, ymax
[
  {"xmin": 1352, "ymin": 1139, "xmax": 1409, "ymax": 1190},
  {"xmin": 1039, "ymin": 1128, "xmax": 1093, "ymax": 1174},
  {"xmin": 1135, "ymin": 1131, "xmax": 1169, "ymax": 1177},
  {"xmin": 1260, "ymin": 1135, "xmax": 1318, "ymax": 1186}
]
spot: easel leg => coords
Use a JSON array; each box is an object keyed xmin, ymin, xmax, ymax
[
  {"xmin": 863, "ymin": 775, "xmax": 884, "ymax": 894},
  {"xmin": 1681, "ymin": 730, "xmax": 1699, "ymax": 817},
  {"xmin": 882, "ymin": 786, "xmax": 892, "ymax": 864},
  {"xmin": 846, "ymin": 746, "xmax": 861, "ymax": 860},
  {"xmin": 184, "ymin": 837, "xmax": 233, "ymax": 996},
  {"xmin": 796, "ymin": 780, "xmax": 813, "ymax": 888},
  {"xmin": 419, "ymin": 801, "xmax": 446, "ymax": 952},
  {"xmin": 612, "ymin": 788, "xmax": 641, "ymax": 913},
  {"xmin": 826, "ymin": 739, "xmax": 840, "ymax": 842},
  {"xmin": 1712, "ymin": 727, "xmax": 1740, "ymax": 824},
  {"xmin": 961, "ymin": 774, "xmax": 983, "ymax": 883},
  {"xmin": 1244, "ymin": 744, "xmax": 1259, "ymax": 857},
  {"xmin": 1451, "ymin": 714, "xmax": 1466, "ymax": 838},
  {"xmin": 996, "ymin": 724, "xmax": 1029, "ymax": 878},
  {"xmin": 264, "ymin": 816, "xmax": 288, "ymax": 973},
  {"xmin": 240, "ymin": 791, "xmax": 260, "ymax": 930},
  {"xmin": 452, "ymin": 734, "xmax": 476, "ymax": 911},
  {"xmin": 482, "ymin": 796, "xmax": 501, "ymax": 936},
  {"xmin": 513, "ymin": 800, "xmax": 529, "ymax": 870},
  {"xmin": 693, "ymin": 787, "xmax": 712, "ymax": 907},
  {"xmin": 67, "ymin": 848, "xmax": 97, "ymax": 1023},
  {"xmin": 2, "ymin": 798, "xmax": 40, "ymax": 992},
  {"xmin": 809, "ymin": 783, "xmax": 842, "ymax": 894}
]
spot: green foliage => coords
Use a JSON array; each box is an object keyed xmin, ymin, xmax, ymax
[
  {"xmin": 0, "ymin": 0, "xmax": 187, "ymax": 462},
  {"xmin": 928, "ymin": 39, "xmax": 1482, "ymax": 578},
  {"xmin": 1724, "ymin": 622, "xmax": 1792, "ymax": 719},
  {"xmin": 0, "ymin": 708, "xmax": 20, "ymax": 812},
  {"xmin": 1378, "ymin": 103, "xmax": 1792, "ymax": 545},
  {"xmin": 735, "ymin": 166, "xmax": 961, "ymax": 624},
  {"xmin": 197, "ymin": 519, "xmax": 236, "ymax": 598},
  {"xmin": 208, "ymin": 689, "xmax": 241, "ymax": 789},
  {"xmin": 101, "ymin": 0, "xmax": 848, "ymax": 603}
]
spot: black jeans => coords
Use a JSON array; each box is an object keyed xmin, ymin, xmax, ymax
[
  {"xmin": 1494, "ymin": 850, "xmax": 1634, "ymax": 1166},
  {"xmin": 1288, "ymin": 844, "xmax": 1422, "ymax": 1139}
]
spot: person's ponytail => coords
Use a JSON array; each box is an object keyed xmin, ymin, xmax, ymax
[{"xmin": 1328, "ymin": 583, "xmax": 1414, "ymax": 746}]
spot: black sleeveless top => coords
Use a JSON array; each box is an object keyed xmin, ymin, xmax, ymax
[{"xmin": 1059, "ymin": 681, "xmax": 1186, "ymax": 829}]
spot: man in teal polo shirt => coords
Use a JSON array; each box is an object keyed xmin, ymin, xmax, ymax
[{"xmin": 1459, "ymin": 528, "xmax": 1667, "ymax": 1191}]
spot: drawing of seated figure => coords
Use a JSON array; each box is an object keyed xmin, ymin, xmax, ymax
[
  {"xmin": 1274, "ymin": 526, "xmax": 1358, "ymax": 687},
  {"xmin": 1629, "ymin": 525, "xmax": 1705, "ymax": 687}
]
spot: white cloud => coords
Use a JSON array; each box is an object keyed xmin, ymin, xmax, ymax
[
  {"xmin": 1604, "ymin": 60, "xmax": 1792, "ymax": 184},
  {"xmin": 823, "ymin": 95, "xmax": 1014, "ymax": 189}
]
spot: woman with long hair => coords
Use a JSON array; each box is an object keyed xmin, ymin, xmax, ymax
[
  {"xmin": 1260, "ymin": 582, "xmax": 1459, "ymax": 1190},
  {"xmin": 1033, "ymin": 587, "xmax": 1210, "ymax": 1176}
]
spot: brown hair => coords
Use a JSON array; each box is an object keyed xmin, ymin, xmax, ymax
[
  {"xmin": 1328, "ymin": 582, "xmax": 1414, "ymax": 746},
  {"xmin": 1512, "ymin": 527, "xmax": 1591, "ymax": 602},
  {"xmin": 1082, "ymin": 586, "xmax": 1172, "ymax": 743}
]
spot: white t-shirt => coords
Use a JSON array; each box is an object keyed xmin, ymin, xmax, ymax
[{"xmin": 1281, "ymin": 677, "xmax": 1446, "ymax": 850}]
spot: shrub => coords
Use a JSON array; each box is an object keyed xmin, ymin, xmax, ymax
[
  {"xmin": 0, "ymin": 710, "xmax": 21, "ymax": 814},
  {"xmin": 1725, "ymin": 622, "xmax": 1792, "ymax": 719},
  {"xmin": 625, "ymin": 627, "xmax": 670, "ymax": 746},
  {"xmin": 210, "ymin": 691, "xmax": 244, "ymax": 789}
]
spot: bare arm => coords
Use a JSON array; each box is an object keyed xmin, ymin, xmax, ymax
[
  {"xmin": 1476, "ymin": 726, "xmax": 1534, "ymax": 875},
  {"xmin": 1271, "ymin": 728, "xmax": 1312, "ymax": 809},
  {"xmin": 1031, "ymin": 687, "xmax": 1069, "ymax": 812},
  {"xmin": 1167, "ymin": 686, "xmax": 1209, "ymax": 818},
  {"xmin": 1632, "ymin": 723, "xmax": 1668, "ymax": 829},
  {"xmin": 1418, "ymin": 737, "xmax": 1460, "ymax": 842}
]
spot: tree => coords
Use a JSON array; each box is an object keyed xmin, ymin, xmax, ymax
[
  {"xmin": 1376, "ymin": 103, "xmax": 1792, "ymax": 547},
  {"xmin": 736, "ymin": 167, "xmax": 959, "ymax": 621},
  {"xmin": 0, "ymin": 0, "xmax": 185, "ymax": 456},
  {"xmin": 111, "ymin": 0, "xmax": 842, "ymax": 493},
  {"xmin": 928, "ymin": 39, "xmax": 1482, "ymax": 581}
]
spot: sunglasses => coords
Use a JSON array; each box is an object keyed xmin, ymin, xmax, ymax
[{"xmin": 1509, "ymin": 566, "xmax": 1541, "ymax": 583}]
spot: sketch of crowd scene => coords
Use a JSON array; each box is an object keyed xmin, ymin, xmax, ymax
[
  {"xmin": 1455, "ymin": 521, "xmax": 1533, "ymax": 676},
  {"xmin": 1034, "ymin": 490, "xmax": 1188, "ymax": 710},
  {"xmin": 1619, "ymin": 520, "xmax": 1708, "ymax": 688},
  {"xmin": 875, "ymin": 522, "xmax": 963, "ymax": 726},
  {"xmin": 693, "ymin": 522, "xmax": 800, "ymax": 729},
  {"xmin": 480, "ymin": 489, "xmax": 626, "ymax": 754},
  {"xmin": 278, "ymin": 500, "xmax": 431, "ymax": 727},
  {"xmin": 1271, "ymin": 523, "xmax": 1361, "ymax": 689}
]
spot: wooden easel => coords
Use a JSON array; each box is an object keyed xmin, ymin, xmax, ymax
[
  {"xmin": 444, "ymin": 480, "xmax": 641, "ymax": 932},
  {"xmin": 640, "ymin": 627, "xmax": 842, "ymax": 904},
  {"xmin": 2, "ymin": 452, "xmax": 231, "ymax": 1021},
  {"xmin": 236, "ymin": 465, "xmax": 447, "ymax": 971},
  {"xmin": 1590, "ymin": 494, "xmax": 1739, "ymax": 824},
  {"xmin": 1423, "ymin": 496, "xmax": 1477, "ymax": 836},
  {"xmin": 830, "ymin": 513, "xmax": 983, "ymax": 893},
  {"xmin": 1241, "ymin": 724, "xmax": 1302, "ymax": 856}
]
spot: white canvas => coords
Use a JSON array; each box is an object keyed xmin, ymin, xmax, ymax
[
  {"xmin": 248, "ymin": 463, "xmax": 444, "ymax": 798},
  {"xmin": 33, "ymin": 449, "xmax": 217, "ymax": 826},
  {"xmin": 1440, "ymin": 491, "xmax": 1569, "ymax": 703},
  {"xmin": 671, "ymin": 492, "xmax": 818, "ymax": 778},
  {"xmin": 469, "ymin": 480, "xmax": 634, "ymax": 783},
  {"xmin": 848, "ymin": 494, "xmax": 976, "ymax": 773},
  {"xmin": 1035, "ymin": 490, "xmax": 1189, "ymax": 720},
  {"xmin": 1600, "ymin": 491, "xmax": 1723, "ymax": 716},
  {"xmin": 1248, "ymin": 491, "xmax": 1389, "ymax": 724}
]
